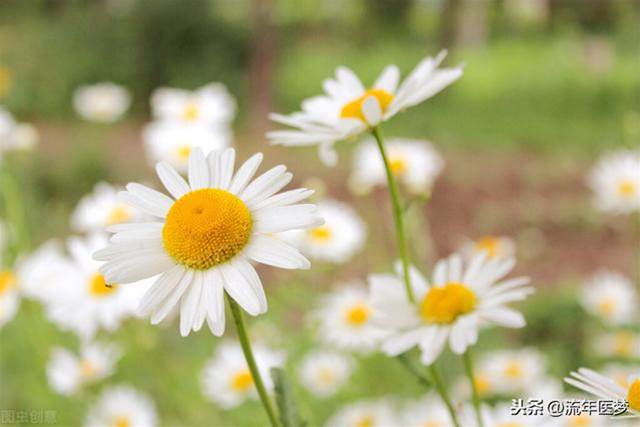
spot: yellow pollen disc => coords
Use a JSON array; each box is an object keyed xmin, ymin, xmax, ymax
[
  {"xmin": 475, "ymin": 236, "xmax": 500, "ymax": 258},
  {"xmin": 617, "ymin": 179, "xmax": 636, "ymax": 198},
  {"xmin": 420, "ymin": 282, "xmax": 477, "ymax": 324},
  {"xmin": 497, "ymin": 423, "xmax": 524, "ymax": 427},
  {"xmin": 112, "ymin": 416, "xmax": 131, "ymax": 427},
  {"xmin": 0, "ymin": 271, "xmax": 16, "ymax": 295},
  {"xmin": 568, "ymin": 414, "xmax": 592, "ymax": 427},
  {"xmin": 388, "ymin": 155, "xmax": 407, "ymax": 176},
  {"xmin": 504, "ymin": 361, "xmax": 523, "ymax": 378},
  {"xmin": 473, "ymin": 374, "xmax": 492, "ymax": 395},
  {"xmin": 89, "ymin": 274, "xmax": 118, "ymax": 297},
  {"xmin": 355, "ymin": 415, "xmax": 374, "ymax": 427},
  {"xmin": 309, "ymin": 225, "xmax": 332, "ymax": 243},
  {"xmin": 597, "ymin": 298, "xmax": 616, "ymax": 316},
  {"xmin": 340, "ymin": 89, "xmax": 394, "ymax": 122},
  {"xmin": 344, "ymin": 303, "xmax": 370, "ymax": 326},
  {"xmin": 107, "ymin": 205, "xmax": 132, "ymax": 225},
  {"xmin": 162, "ymin": 189, "xmax": 252, "ymax": 270},
  {"xmin": 176, "ymin": 145, "xmax": 192, "ymax": 161},
  {"xmin": 628, "ymin": 379, "xmax": 640, "ymax": 412},
  {"xmin": 80, "ymin": 360, "xmax": 96, "ymax": 378},
  {"xmin": 612, "ymin": 331, "xmax": 635, "ymax": 356},
  {"xmin": 182, "ymin": 102, "xmax": 200, "ymax": 121},
  {"xmin": 231, "ymin": 369, "xmax": 254, "ymax": 392},
  {"xmin": 317, "ymin": 367, "xmax": 335, "ymax": 384}
]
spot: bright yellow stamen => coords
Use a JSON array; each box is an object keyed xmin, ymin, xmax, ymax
[
  {"xmin": 182, "ymin": 102, "xmax": 200, "ymax": 122},
  {"xmin": 317, "ymin": 367, "xmax": 335, "ymax": 384},
  {"xmin": 176, "ymin": 145, "xmax": 192, "ymax": 161},
  {"xmin": 612, "ymin": 331, "xmax": 635, "ymax": 356},
  {"xmin": 309, "ymin": 226, "xmax": 332, "ymax": 243},
  {"xmin": 112, "ymin": 416, "xmax": 130, "ymax": 427},
  {"xmin": 474, "ymin": 374, "xmax": 492, "ymax": 395},
  {"xmin": 618, "ymin": 179, "xmax": 636, "ymax": 198},
  {"xmin": 475, "ymin": 236, "xmax": 500, "ymax": 258},
  {"xmin": 162, "ymin": 189, "xmax": 252, "ymax": 270},
  {"xmin": 597, "ymin": 298, "xmax": 616, "ymax": 316},
  {"xmin": 230, "ymin": 369, "xmax": 254, "ymax": 392},
  {"xmin": 344, "ymin": 303, "xmax": 370, "ymax": 326},
  {"xmin": 0, "ymin": 271, "xmax": 16, "ymax": 295},
  {"xmin": 504, "ymin": 361, "xmax": 523, "ymax": 378},
  {"xmin": 89, "ymin": 274, "xmax": 117, "ymax": 297},
  {"xmin": 355, "ymin": 415, "xmax": 374, "ymax": 427},
  {"xmin": 388, "ymin": 155, "xmax": 407, "ymax": 176},
  {"xmin": 80, "ymin": 360, "xmax": 96, "ymax": 378},
  {"xmin": 107, "ymin": 205, "xmax": 132, "ymax": 225},
  {"xmin": 628, "ymin": 379, "xmax": 640, "ymax": 412},
  {"xmin": 420, "ymin": 283, "xmax": 477, "ymax": 324},
  {"xmin": 567, "ymin": 415, "xmax": 592, "ymax": 427},
  {"xmin": 340, "ymin": 89, "xmax": 394, "ymax": 122}
]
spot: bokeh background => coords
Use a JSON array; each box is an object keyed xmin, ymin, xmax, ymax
[{"xmin": 1, "ymin": 0, "xmax": 639, "ymax": 426}]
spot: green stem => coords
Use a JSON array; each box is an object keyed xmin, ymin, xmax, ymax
[
  {"xmin": 1, "ymin": 163, "xmax": 30, "ymax": 257},
  {"xmin": 227, "ymin": 296, "xmax": 281, "ymax": 427},
  {"xmin": 397, "ymin": 353, "xmax": 432, "ymax": 389},
  {"xmin": 429, "ymin": 365, "xmax": 462, "ymax": 427},
  {"xmin": 371, "ymin": 126, "xmax": 415, "ymax": 303},
  {"xmin": 463, "ymin": 350, "xmax": 484, "ymax": 427}
]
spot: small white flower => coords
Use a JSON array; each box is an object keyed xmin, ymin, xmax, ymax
[
  {"xmin": 47, "ymin": 341, "xmax": 122, "ymax": 395},
  {"xmin": 71, "ymin": 182, "xmax": 144, "ymax": 233},
  {"xmin": 142, "ymin": 121, "xmax": 232, "ymax": 173},
  {"xmin": 593, "ymin": 330, "xmax": 640, "ymax": 359},
  {"xmin": 281, "ymin": 199, "xmax": 366, "ymax": 264},
  {"xmin": 325, "ymin": 399, "xmax": 398, "ymax": 427},
  {"xmin": 460, "ymin": 235, "xmax": 516, "ymax": 261},
  {"xmin": 350, "ymin": 137, "xmax": 444, "ymax": 195},
  {"xmin": 73, "ymin": 83, "xmax": 131, "ymax": 123},
  {"xmin": 150, "ymin": 83, "xmax": 235, "ymax": 126},
  {"xmin": 565, "ymin": 367, "xmax": 640, "ymax": 417},
  {"xmin": 580, "ymin": 270, "xmax": 637, "ymax": 326},
  {"xmin": 0, "ymin": 270, "xmax": 19, "ymax": 328},
  {"xmin": 94, "ymin": 148, "xmax": 321, "ymax": 336},
  {"xmin": 370, "ymin": 254, "xmax": 533, "ymax": 365},
  {"xmin": 268, "ymin": 51, "xmax": 462, "ymax": 166},
  {"xmin": 0, "ymin": 106, "xmax": 38, "ymax": 156},
  {"xmin": 84, "ymin": 385, "xmax": 158, "ymax": 427},
  {"xmin": 201, "ymin": 341, "xmax": 285, "ymax": 409},
  {"xmin": 313, "ymin": 283, "xmax": 388, "ymax": 353},
  {"xmin": 298, "ymin": 350, "xmax": 353, "ymax": 397},
  {"xmin": 401, "ymin": 395, "xmax": 454, "ymax": 427},
  {"xmin": 588, "ymin": 149, "xmax": 640, "ymax": 214}
]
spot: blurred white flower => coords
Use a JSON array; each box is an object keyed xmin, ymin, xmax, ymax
[
  {"xmin": 460, "ymin": 235, "xmax": 516, "ymax": 261},
  {"xmin": 94, "ymin": 148, "xmax": 321, "ymax": 336},
  {"xmin": 565, "ymin": 368, "xmax": 639, "ymax": 418},
  {"xmin": 46, "ymin": 233, "xmax": 151, "ymax": 340},
  {"xmin": 281, "ymin": 199, "xmax": 366, "ymax": 264},
  {"xmin": 581, "ymin": 270, "xmax": 637, "ymax": 326},
  {"xmin": 73, "ymin": 83, "xmax": 131, "ymax": 123},
  {"xmin": 370, "ymin": 254, "xmax": 533, "ymax": 365},
  {"xmin": 84, "ymin": 385, "xmax": 158, "ymax": 427},
  {"xmin": 401, "ymin": 395, "xmax": 454, "ymax": 427},
  {"xmin": 587, "ymin": 149, "xmax": 640, "ymax": 214},
  {"xmin": 201, "ymin": 341, "xmax": 285, "ymax": 409},
  {"xmin": 71, "ymin": 182, "xmax": 144, "ymax": 233},
  {"xmin": 313, "ymin": 283, "xmax": 388, "ymax": 353},
  {"xmin": 298, "ymin": 350, "xmax": 353, "ymax": 397},
  {"xmin": 268, "ymin": 51, "xmax": 462, "ymax": 166},
  {"xmin": 142, "ymin": 121, "xmax": 231, "ymax": 173},
  {"xmin": 150, "ymin": 83, "xmax": 235, "ymax": 127},
  {"xmin": 0, "ymin": 270, "xmax": 19, "ymax": 328},
  {"xmin": 593, "ymin": 330, "xmax": 640, "ymax": 360},
  {"xmin": 350, "ymin": 137, "xmax": 443, "ymax": 195},
  {"xmin": 47, "ymin": 341, "xmax": 122, "ymax": 396},
  {"xmin": 602, "ymin": 363, "xmax": 640, "ymax": 390},
  {"xmin": 0, "ymin": 106, "xmax": 38, "ymax": 156},
  {"xmin": 325, "ymin": 399, "xmax": 398, "ymax": 427}
]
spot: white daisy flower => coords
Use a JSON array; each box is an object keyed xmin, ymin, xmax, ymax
[
  {"xmin": 587, "ymin": 149, "xmax": 640, "ymax": 214},
  {"xmin": 313, "ymin": 283, "xmax": 388, "ymax": 353},
  {"xmin": 401, "ymin": 395, "xmax": 454, "ymax": 427},
  {"xmin": 298, "ymin": 350, "xmax": 353, "ymax": 397},
  {"xmin": 46, "ymin": 233, "xmax": 151, "ymax": 340},
  {"xmin": 142, "ymin": 121, "xmax": 232, "ymax": 173},
  {"xmin": 268, "ymin": 51, "xmax": 462, "ymax": 166},
  {"xmin": 71, "ymin": 182, "xmax": 144, "ymax": 233},
  {"xmin": 370, "ymin": 254, "xmax": 533, "ymax": 365},
  {"xmin": 201, "ymin": 341, "xmax": 285, "ymax": 409},
  {"xmin": 84, "ymin": 385, "xmax": 158, "ymax": 427},
  {"xmin": 476, "ymin": 348, "xmax": 550, "ymax": 396},
  {"xmin": 281, "ymin": 199, "xmax": 366, "ymax": 264},
  {"xmin": 565, "ymin": 367, "xmax": 640, "ymax": 418},
  {"xmin": 460, "ymin": 235, "xmax": 516, "ymax": 261},
  {"xmin": 325, "ymin": 399, "xmax": 398, "ymax": 427},
  {"xmin": 150, "ymin": 83, "xmax": 235, "ymax": 126},
  {"xmin": 0, "ymin": 269, "xmax": 19, "ymax": 328},
  {"xmin": 47, "ymin": 341, "xmax": 122, "ymax": 395},
  {"xmin": 593, "ymin": 330, "xmax": 640, "ymax": 360},
  {"xmin": 94, "ymin": 148, "xmax": 321, "ymax": 336},
  {"xmin": 0, "ymin": 106, "xmax": 38, "ymax": 156},
  {"xmin": 73, "ymin": 83, "xmax": 131, "ymax": 124},
  {"xmin": 580, "ymin": 270, "xmax": 637, "ymax": 326},
  {"xmin": 349, "ymin": 137, "xmax": 444, "ymax": 195}
]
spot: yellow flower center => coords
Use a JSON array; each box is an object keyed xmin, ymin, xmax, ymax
[
  {"xmin": 0, "ymin": 271, "xmax": 16, "ymax": 295},
  {"xmin": 340, "ymin": 89, "xmax": 394, "ymax": 122},
  {"xmin": 597, "ymin": 298, "xmax": 616, "ymax": 316},
  {"xmin": 355, "ymin": 415, "xmax": 374, "ymax": 427},
  {"xmin": 617, "ymin": 179, "xmax": 636, "ymax": 198},
  {"xmin": 504, "ymin": 361, "xmax": 523, "ymax": 378},
  {"xmin": 388, "ymin": 155, "xmax": 408, "ymax": 176},
  {"xmin": 107, "ymin": 205, "xmax": 132, "ymax": 225},
  {"xmin": 475, "ymin": 236, "xmax": 500, "ymax": 258},
  {"xmin": 474, "ymin": 374, "xmax": 492, "ymax": 395},
  {"xmin": 162, "ymin": 189, "xmax": 252, "ymax": 270},
  {"xmin": 423, "ymin": 423, "xmax": 444, "ymax": 427},
  {"xmin": 420, "ymin": 283, "xmax": 477, "ymax": 324},
  {"xmin": 344, "ymin": 303, "xmax": 370, "ymax": 326},
  {"xmin": 89, "ymin": 273, "xmax": 118, "ymax": 297},
  {"xmin": 568, "ymin": 414, "xmax": 593, "ymax": 427},
  {"xmin": 230, "ymin": 369, "xmax": 254, "ymax": 392},
  {"xmin": 80, "ymin": 360, "xmax": 97, "ymax": 378},
  {"xmin": 317, "ymin": 367, "xmax": 335, "ymax": 384},
  {"xmin": 176, "ymin": 145, "xmax": 192, "ymax": 162},
  {"xmin": 628, "ymin": 379, "xmax": 640, "ymax": 412},
  {"xmin": 182, "ymin": 102, "xmax": 200, "ymax": 121},
  {"xmin": 309, "ymin": 225, "xmax": 332, "ymax": 243},
  {"xmin": 112, "ymin": 416, "xmax": 130, "ymax": 427},
  {"xmin": 612, "ymin": 331, "xmax": 635, "ymax": 356}
]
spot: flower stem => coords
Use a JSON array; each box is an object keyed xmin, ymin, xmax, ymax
[
  {"xmin": 227, "ymin": 296, "xmax": 281, "ymax": 427},
  {"xmin": 429, "ymin": 365, "xmax": 462, "ymax": 427},
  {"xmin": 371, "ymin": 126, "xmax": 415, "ymax": 303},
  {"xmin": 0, "ymin": 161, "xmax": 30, "ymax": 258},
  {"xmin": 463, "ymin": 350, "xmax": 484, "ymax": 427}
]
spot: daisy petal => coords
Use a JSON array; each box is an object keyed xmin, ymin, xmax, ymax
[
  {"xmin": 150, "ymin": 269, "xmax": 194, "ymax": 324},
  {"xmin": 245, "ymin": 234, "xmax": 310, "ymax": 269},
  {"xmin": 156, "ymin": 162, "xmax": 190, "ymax": 199},
  {"xmin": 188, "ymin": 148, "xmax": 209, "ymax": 190},
  {"xmin": 361, "ymin": 96, "xmax": 382, "ymax": 126},
  {"xmin": 180, "ymin": 271, "xmax": 204, "ymax": 336},
  {"xmin": 228, "ymin": 153, "xmax": 263, "ymax": 195}
]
